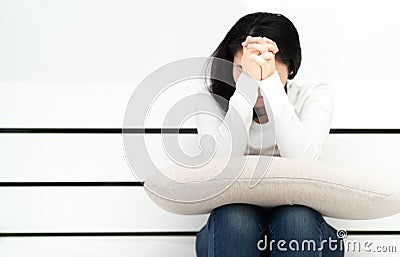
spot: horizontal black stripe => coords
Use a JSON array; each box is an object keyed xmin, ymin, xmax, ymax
[
  {"xmin": 348, "ymin": 230, "xmax": 400, "ymax": 235},
  {"xmin": 0, "ymin": 231, "xmax": 198, "ymax": 237},
  {"xmin": 0, "ymin": 182, "xmax": 144, "ymax": 187},
  {"xmin": 0, "ymin": 231, "xmax": 399, "ymax": 237},
  {"xmin": 330, "ymin": 128, "xmax": 400, "ymax": 134},
  {"xmin": 1, "ymin": 128, "xmax": 400, "ymax": 134},
  {"xmin": 1, "ymin": 127, "xmax": 399, "ymax": 188},
  {"xmin": 0, "ymin": 128, "xmax": 197, "ymax": 134}
]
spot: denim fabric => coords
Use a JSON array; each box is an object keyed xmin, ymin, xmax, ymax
[{"xmin": 195, "ymin": 203, "xmax": 344, "ymax": 257}]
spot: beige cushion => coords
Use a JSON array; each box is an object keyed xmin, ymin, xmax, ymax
[{"xmin": 144, "ymin": 155, "xmax": 400, "ymax": 220}]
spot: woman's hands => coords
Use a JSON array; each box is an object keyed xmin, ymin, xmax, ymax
[
  {"xmin": 240, "ymin": 36, "xmax": 279, "ymax": 124},
  {"xmin": 241, "ymin": 36, "xmax": 279, "ymax": 81},
  {"xmin": 240, "ymin": 38, "xmax": 263, "ymax": 80}
]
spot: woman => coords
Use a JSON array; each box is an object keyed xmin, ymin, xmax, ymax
[{"xmin": 195, "ymin": 12, "xmax": 344, "ymax": 257}]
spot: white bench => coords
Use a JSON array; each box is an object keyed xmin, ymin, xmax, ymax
[{"xmin": 0, "ymin": 83, "xmax": 400, "ymax": 257}]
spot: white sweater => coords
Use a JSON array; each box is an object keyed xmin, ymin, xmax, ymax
[{"xmin": 195, "ymin": 70, "xmax": 334, "ymax": 160}]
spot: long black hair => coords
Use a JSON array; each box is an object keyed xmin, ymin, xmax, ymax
[{"xmin": 207, "ymin": 12, "xmax": 302, "ymax": 116}]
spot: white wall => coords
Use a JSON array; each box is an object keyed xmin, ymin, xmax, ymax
[
  {"xmin": 2, "ymin": 0, "xmax": 399, "ymax": 85},
  {"xmin": 2, "ymin": 0, "xmax": 400, "ymax": 128},
  {"xmin": 1, "ymin": 1, "xmax": 400, "ymax": 256}
]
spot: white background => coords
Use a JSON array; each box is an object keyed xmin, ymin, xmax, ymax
[
  {"xmin": 1, "ymin": 0, "xmax": 400, "ymax": 256},
  {"xmin": 1, "ymin": 0, "xmax": 400, "ymax": 128}
]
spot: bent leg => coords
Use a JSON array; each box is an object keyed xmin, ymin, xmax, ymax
[
  {"xmin": 196, "ymin": 203, "xmax": 270, "ymax": 257},
  {"xmin": 196, "ymin": 224, "xmax": 209, "ymax": 257},
  {"xmin": 267, "ymin": 205, "xmax": 344, "ymax": 257}
]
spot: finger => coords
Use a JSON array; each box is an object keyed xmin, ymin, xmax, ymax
[
  {"xmin": 243, "ymin": 37, "xmax": 279, "ymax": 54},
  {"xmin": 242, "ymin": 36, "xmax": 262, "ymax": 47},
  {"xmin": 242, "ymin": 44, "xmax": 258, "ymax": 56},
  {"xmin": 247, "ymin": 43, "xmax": 278, "ymax": 54},
  {"xmin": 246, "ymin": 36, "xmax": 276, "ymax": 45},
  {"xmin": 260, "ymin": 52, "xmax": 275, "ymax": 61},
  {"xmin": 261, "ymin": 37, "xmax": 278, "ymax": 48},
  {"xmin": 242, "ymin": 35, "xmax": 256, "ymax": 45},
  {"xmin": 250, "ymin": 53, "xmax": 268, "ymax": 66},
  {"xmin": 242, "ymin": 36, "xmax": 278, "ymax": 49}
]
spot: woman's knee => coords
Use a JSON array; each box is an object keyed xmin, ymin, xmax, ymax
[
  {"xmin": 270, "ymin": 205, "xmax": 322, "ymax": 228},
  {"xmin": 208, "ymin": 203, "xmax": 267, "ymax": 236},
  {"xmin": 268, "ymin": 205, "xmax": 344, "ymax": 256},
  {"xmin": 268, "ymin": 204, "xmax": 324, "ymax": 241}
]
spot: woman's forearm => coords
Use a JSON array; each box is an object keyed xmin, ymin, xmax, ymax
[
  {"xmin": 196, "ymin": 73, "xmax": 259, "ymax": 158},
  {"xmin": 259, "ymin": 71, "xmax": 334, "ymax": 160}
]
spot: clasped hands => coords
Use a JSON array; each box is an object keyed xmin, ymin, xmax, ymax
[
  {"xmin": 241, "ymin": 36, "xmax": 279, "ymax": 124},
  {"xmin": 241, "ymin": 35, "xmax": 279, "ymax": 81}
]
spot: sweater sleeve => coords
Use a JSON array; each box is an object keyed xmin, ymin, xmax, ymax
[
  {"xmin": 259, "ymin": 70, "xmax": 334, "ymax": 160},
  {"xmin": 195, "ymin": 72, "xmax": 259, "ymax": 159}
]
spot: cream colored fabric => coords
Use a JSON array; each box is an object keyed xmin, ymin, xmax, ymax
[{"xmin": 144, "ymin": 156, "xmax": 400, "ymax": 220}]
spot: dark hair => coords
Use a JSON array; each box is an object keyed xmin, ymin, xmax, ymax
[{"xmin": 207, "ymin": 12, "xmax": 302, "ymax": 115}]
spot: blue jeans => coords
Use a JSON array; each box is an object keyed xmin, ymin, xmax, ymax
[{"xmin": 195, "ymin": 203, "xmax": 344, "ymax": 257}]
